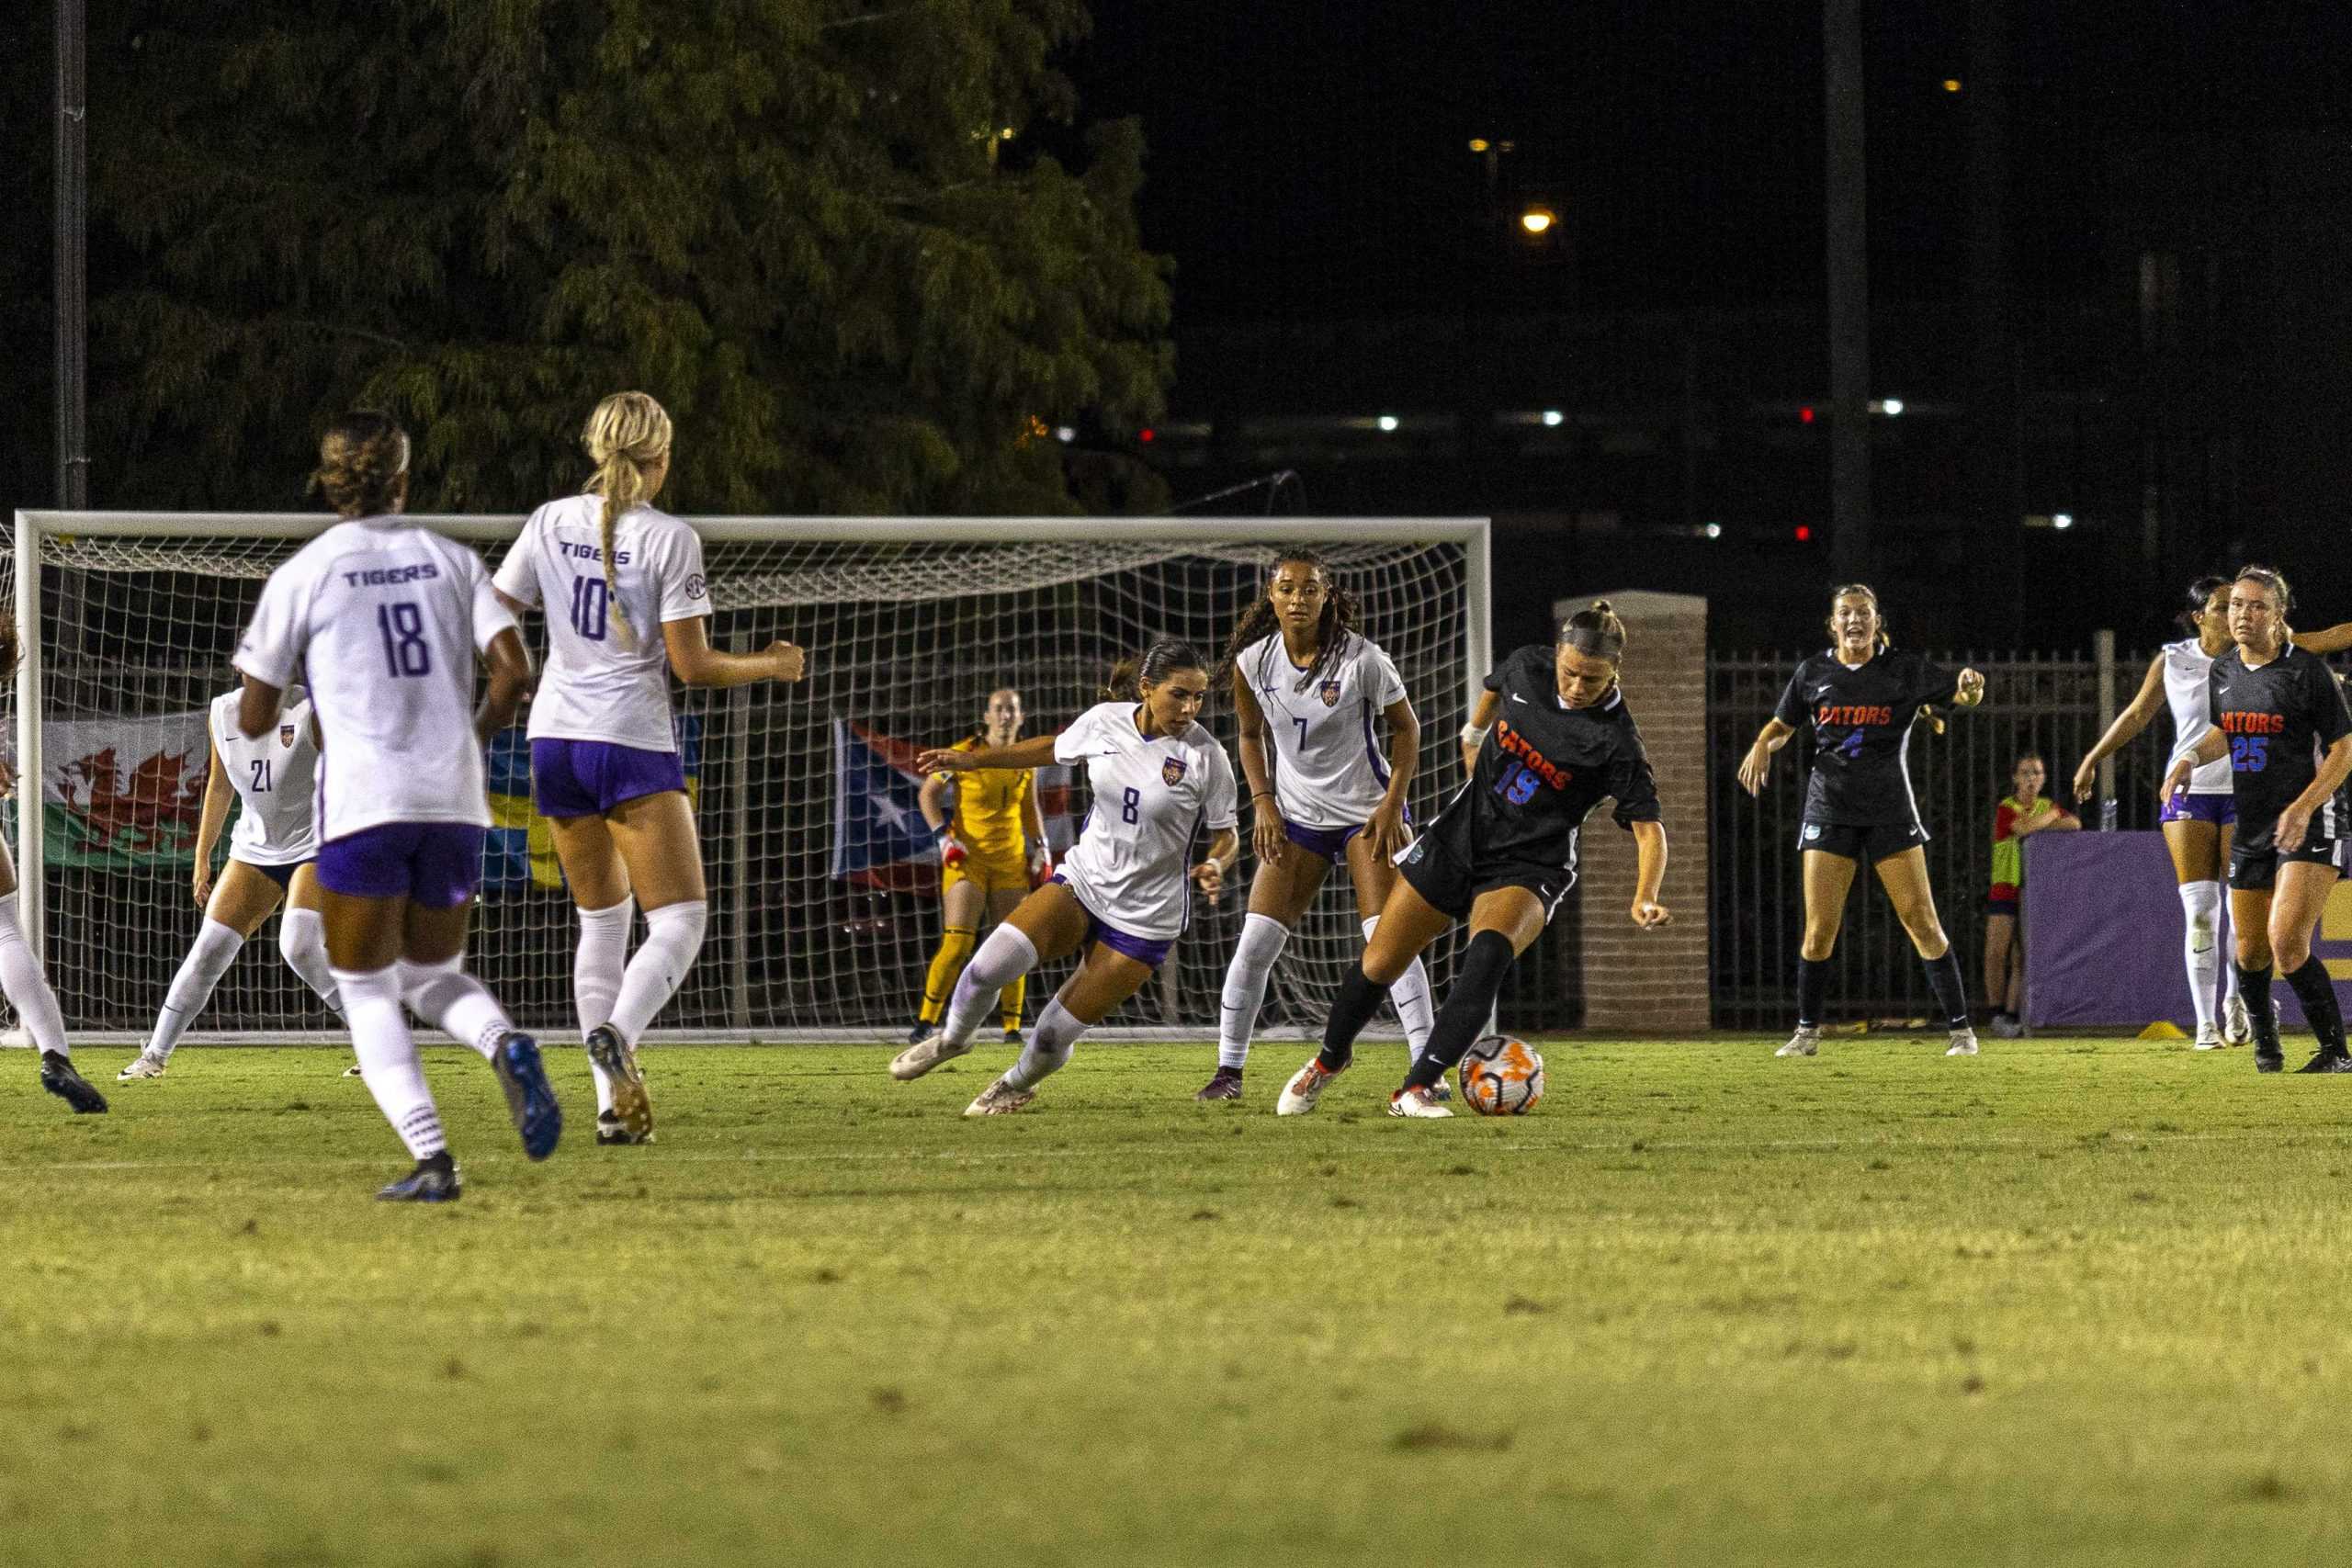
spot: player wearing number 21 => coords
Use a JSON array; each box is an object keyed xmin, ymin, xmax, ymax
[
  {"xmin": 236, "ymin": 411, "xmax": 558, "ymax": 1200},
  {"xmin": 494, "ymin": 391, "xmax": 805, "ymax": 1145},
  {"xmin": 890, "ymin": 640, "xmax": 1240, "ymax": 1115},
  {"xmin": 2162, "ymin": 567, "xmax": 2352, "ymax": 1074}
]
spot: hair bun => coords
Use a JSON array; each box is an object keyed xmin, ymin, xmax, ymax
[{"xmin": 1589, "ymin": 598, "xmax": 1612, "ymax": 615}]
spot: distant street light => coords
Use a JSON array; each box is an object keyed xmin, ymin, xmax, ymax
[
  {"xmin": 1520, "ymin": 207, "xmax": 1557, "ymax": 236},
  {"xmin": 1376, "ymin": 415, "xmax": 1400, "ymax": 433}
]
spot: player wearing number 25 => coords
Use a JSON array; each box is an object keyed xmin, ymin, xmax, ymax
[
  {"xmin": 494, "ymin": 392, "xmax": 804, "ymax": 1145},
  {"xmin": 1737, "ymin": 584, "xmax": 1987, "ymax": 1059}
]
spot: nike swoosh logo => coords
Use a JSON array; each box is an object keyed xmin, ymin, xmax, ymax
[
  {"xmin": 1509, "ymin": 694, "xmax": 1529, "ymax": 705},
  {"xmin": 2217, "ymin": 685, "xmax": 2230, "ymax": 694}
]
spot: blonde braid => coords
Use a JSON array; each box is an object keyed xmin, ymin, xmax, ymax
[{"xmin": 581, "ymin": 391, "xmax": 674, "ymax": 652}]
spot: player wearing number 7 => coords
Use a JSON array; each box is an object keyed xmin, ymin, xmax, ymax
[
  {"xmin": 2161, "ymin": 566, "xmax": 2352, "ymax": 1074},
  {"xmin": 493, "ymin": 392, "xmax": 805, "ymax": 1145},
  {"xmin": 1736, "ymin": 584, "xmax": 1985, "ymax": 1059}
]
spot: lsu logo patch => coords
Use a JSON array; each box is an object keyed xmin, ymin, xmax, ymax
[
  {"xmin": 1161, "ymin": 756, "xmax": 1188, "ymax": 787},
  {"xmin": 1319, "ymin": 680, "xmax": 1342, "ymax": 708},
  {"xmin": 279, "ymin": 725, "xmax": 297, "ymax": 747}
]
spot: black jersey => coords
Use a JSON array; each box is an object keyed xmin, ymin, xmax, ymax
[
  {"xmin": 2208, "ymin": 644, "xmax": 2352, "ymax": 852},
  {"xmin": 1772, "ymin": 648, "xmax": 1960, "ymax": 828},
  {"xmin": 1431, "ymin": 645, "xmax": 1660, "ymax": 873}
]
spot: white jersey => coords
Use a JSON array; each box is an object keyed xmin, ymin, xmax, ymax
[
  {"xmin": 211, "ymin": 687, "xmax": 319, "ymax": 865},
  {"xmin": 492, "ymin": 494, "xmax": 709, "ymax": 753},
  {"xmin": 1237, "ymin": 630, "xmax": 1409, "ymax": 829},
  {"xmin": 2162, "ymin": 637, "xmax": 2233, "ymax": 794},
  {"xmin": 1053, "ymin": 702, "xmax": 1238, "ymax": 941},
  {"xmin": 235, "ymin": 515, "xmax": 516, "ymax": 841}
]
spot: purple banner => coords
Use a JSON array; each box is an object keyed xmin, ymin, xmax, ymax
[{"xmin": 2022, "ymin": 831, "xmax": 2350, "ymax": 1027}]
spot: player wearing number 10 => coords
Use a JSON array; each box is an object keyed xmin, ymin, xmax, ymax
[
  {"xmin": 493, "ymin": 391, "xmax": 806, "ymax": 1145},
  {"xmin": 236, "ymin": 412, "xmax": 558, "ymax": 1200}
]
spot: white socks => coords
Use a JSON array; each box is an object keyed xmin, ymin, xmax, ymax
[
  {"xmin": 336, "ymin": 964, "xmax": 444, "ymax": 1158},
  {"xmin": 397, "ymin": 955, "xmax": 513, "ymax": 1060},
  {"xmin": 608, "ymin": 899, "xmax": 703, "ymax": 1045},
  {"xmin": 2179, "ymin": 880, "xmax": 2222, "ymax": 1031},
  {"xmin": 1368, "ymin": 916, "xmax": 1437, "ymax": 1063},
  {"xmin": 278, "ymin": 907, "xmax": 345, "ymax": 1021},
  {"xmin": 0, "ymin": 902, "xmax": 68, "ymax": 1059},
  {"xmin": 1004, "ymin": 998, "xmax": 1087, "ymax": 1090},
  {"xmin": 148, "ymin": 918, "xmax": 244, "ymax": 1062},
  {"xmin": 943, "ymin": 925, "xmax": 1038, "ymax": 1045},
  {"xmin": 1217, "ymin": 913, "xmax": 1291, "ymax": 1068},
  {"xmin": 574, "ymin": 897, "xmax": 634, "ymax": 1114}
]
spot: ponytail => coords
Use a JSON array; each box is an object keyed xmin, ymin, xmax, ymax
[
  {"xmin": 581, "ymin": 391, "xmax": 674, "ymax": 652},
  {"xmin": 1558, "ymin": 598, "xmax": 1627, "ymax": 661},
  {"xmin": 1103, "ymin": 638, "xmax": 1209, "ymax": 703}
]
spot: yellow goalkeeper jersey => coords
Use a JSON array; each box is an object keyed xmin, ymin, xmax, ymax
[{"xmin": 939, "ymin": 738, "xmax": 1033, "ymax": 861}]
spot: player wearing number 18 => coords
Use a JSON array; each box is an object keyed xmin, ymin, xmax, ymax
[
  {"xmin": 236, "ymin": 412, "xmax": 558, "ymax": 1200},
  {"xmin": 493, "ymin": 391, "xmax": 806, "ymax": 1145},
  {"xmin": 1278, "ymin": 602, "xmax": 1670, "ymax": 1120},
  {"xmin": 2162, "ymin": 567, "xmax": 2352, "ymax": 1074}
]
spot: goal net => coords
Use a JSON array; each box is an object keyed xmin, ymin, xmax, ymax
[{"xmin": 6, "ymin": 514, "xmax": 1487, "ymax": 1043}]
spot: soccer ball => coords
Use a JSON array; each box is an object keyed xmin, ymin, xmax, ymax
[{"xmin": 1459, "ymin": 1034, "xmax": 1544, "ymax": 1115}]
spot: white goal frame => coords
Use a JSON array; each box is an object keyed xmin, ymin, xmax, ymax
[{"xmin": 10, "ymin": 511, "xmax": 1490, "ymax": 1043}]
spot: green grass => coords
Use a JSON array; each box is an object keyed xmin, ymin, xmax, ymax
[{"xmin": 6, "ymin": 1035, "xmax": 2352, "ymax": 1566}]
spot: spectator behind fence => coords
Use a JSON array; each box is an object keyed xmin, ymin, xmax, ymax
[{"xmin": 1985, "ymin": 751, "xmax": 2079, "ymax": 1037}]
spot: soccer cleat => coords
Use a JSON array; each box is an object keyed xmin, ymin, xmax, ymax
[
  {"xmin": 905, "ymin": 1018, "xmax": 930, "ymax": 1046},
  {"xmin": 2292, "ymin": 1049, "xmax": 2352, "ymax": 1074},
  {"xmin": 2256, "ymin": 1044, "xmax": 2285, "ymax": 1073},
  {"xmin": 490, "ymin": 1032, "xmax": 563, "ymax": 1160},
  {"xmin": 39, "ymin": 1052, "xmax": 107, "ymax": 1114},
  {"xmin": 584, "ymin": 1024, "xmax": 653, "ymax": 1142},
  {"xmin": 1194, "ymin": 1066, "xmax": 1245, "ymax": 1101},
  {"xmin": 2223, "ymin": 994, "xmax": 2254, "ymax": 1046},
  {"xmin": 1002, "ymin": 1028, "xmax": 1025, "ymax": 1047},
  {"xmin": 1776, "ymin": 1027, "xmax": 1821, "ymax": 1058},
  {"xmin": 1426, "ymin": 1074, "xmax": 1453, "ymax": 1104},
  {"xmin": 2193, "ymin": 1023, "xmax": 2224, "ymax": 1051},
  {"xmin": 889, "ymin": 1031, "xmax": 970, "ymax": 1081},
  {"xmin": 964, "ymin": 1076, "xmax": 1035, "ymax": 1116},
  {"xmin": 118, "ymin": 1052, "xmax": 167, "ymax": 1081},
  {"xmin": 1946, "ymin": 1029, "xmax": 1981, "ymax": 1057},
  {"xmin": 1276, "ymin": 1055, "xmax": 1346, "ymax": 1116},
  {"xmin": 377, "ymin": 1155, "xmax": 461, "ymax": 1202},
  {"xmin": 343, "ymin": 1060, "xmax": 367, "ymax": 1077},
  {"xmin": 1386, "ymin": 1085, "xmax": 1453, "ymax": 1119},
  {"xmin": 595, "ymin": 1111, "xmax": 652, "ymax": 1146}
]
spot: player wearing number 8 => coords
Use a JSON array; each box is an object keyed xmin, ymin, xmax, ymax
[
  {"xmin": 2162, "ymin": 567, "xmax": 2352, "ymax": 1073},
  {"xmin": 493, "ymin": 392, "xmax": 806, "ymax": 1145}
]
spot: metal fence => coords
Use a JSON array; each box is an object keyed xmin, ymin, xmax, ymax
[{"xmin": 1706, "ymin": 642, "xmax": 2177, "ymax": 1031}]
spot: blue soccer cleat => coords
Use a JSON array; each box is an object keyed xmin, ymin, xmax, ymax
[
  {"xmin": 377, "ymin": 1156, "xmax": 461, "ymax": 1202},
  {"xmin": 491, "ymin": 1032, "xmax": 563, "ymax": 1160},
  {"xmin": 40, "ymin": 1052, "xmax": 107, "ymax": 1114}
]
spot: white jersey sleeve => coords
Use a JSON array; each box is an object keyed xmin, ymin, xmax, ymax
[
  {"xmin": 1240, "ymin": 631, "xmax": 1410, "ymax": 829},
  {"xmin": 471, "ymin": 555, "xmax": 517, "ymax": 652},
  {"xmin": 1051, "ymin": 704, "xmax": 1235, "ymax": 941},
  {"xmin": 236, "ymin": 518, "xmax": 496, "ymax": 841},
  {"xmin": 212, "ymin": 688, "xmax": 320, "ymax": 865},
  {"xmin": 505, "ymin": 493, "xmax": 700, "ymax": 752},
  {"xmin": 2162, "ymin": 637, "xmax": 2232, "ymax": 793}
]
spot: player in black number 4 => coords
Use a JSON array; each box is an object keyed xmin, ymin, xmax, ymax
[
  {"xmin": 1737, "ymin": 584, "xmax": 1987, "ymax": 1058},
  {"xmin": 1276, "ymin": 601, "xmax": 1670, "ymax": 1120},
  {"xmin": 2162, "ymin": 567, "xmax": 2352, "ymax": 1074}
]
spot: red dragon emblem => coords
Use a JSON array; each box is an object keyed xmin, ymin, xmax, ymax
[{"xmin": 55, "ymin": 746, "xmax": 205, "ymax": 853}]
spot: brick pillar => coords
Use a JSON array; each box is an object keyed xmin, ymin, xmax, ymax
[{"xmin": 1552, "ymin": 590, "xmax": 1711, "ymax": 1033}]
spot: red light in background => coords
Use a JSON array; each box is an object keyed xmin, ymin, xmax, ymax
[
  {"xmin": 1799, "ymin": 406, "xmax": 1815, "ymax": 424},
  {"xmin": 1794, "ymin": 525, "xmax": 1813, "ymax": 542},
  {"xmin": 1137, "ymin": 427, "xmax": 1156, "ymax": 444}
]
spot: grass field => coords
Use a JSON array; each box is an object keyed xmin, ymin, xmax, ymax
[{"xmin": 6, "ymin": 1034, "xmax": 2352, "ymax": 1566}]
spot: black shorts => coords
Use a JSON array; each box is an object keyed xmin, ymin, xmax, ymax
[
  {"xmin": 2229, "ymin": 838, "xmax": 2343, "ymax": 892},
  {"xmin": 1799, "ymin": 819, "xmax": 1928, "ymax": 863},
  {"xmin": 1396, "ymin": 830, "xmax": 1573, "ymax": 924}
]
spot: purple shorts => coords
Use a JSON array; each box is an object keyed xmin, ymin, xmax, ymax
[
  {"xmin": 315, "ymin": 823, "xmax": 485, "ymax": 908},
  {"xmin": 1284, "ymin": 819, "xmax": 1363, "ymax": 860},
  {"xmin": 531, "ymin": 739, "xmax": 687, "ymax": 819},
  {"xmin": 2162, "ymin": 790, "xmax": 2235, "ymax": 827},
  {"xmin": 233, "ymin": 858, "xmax": 309, "ymax": 893},
  {"xmin": 1049, "ymin": 874, "xmax": 1175, "ymax": 967}
]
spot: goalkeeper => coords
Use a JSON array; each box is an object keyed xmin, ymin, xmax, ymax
[{"xmin": 909, "ymin": 687, "xmax": 1051, "ymax": 1047}]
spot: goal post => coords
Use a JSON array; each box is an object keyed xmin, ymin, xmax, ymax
[{"xmin": 9, "ymin": 510, "xmax": 1489, "ymax": 1043}]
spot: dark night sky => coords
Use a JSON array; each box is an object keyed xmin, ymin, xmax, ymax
[{"xmin": 1064, "ymin": 2, "xmax": 2352, "ymax": 329}]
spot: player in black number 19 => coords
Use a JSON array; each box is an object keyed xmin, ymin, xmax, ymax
[
  {"xmin": 1276, "ymin": 601, "xmax": 1670, "ymax": 1120},
  {"xmin": 1737, "ymin": 584, "xmax": 1986, "ymax": 1058},
  {"xmin": 2162, "ymin": 567, "xmax": 2352, "ymax": 1073}
]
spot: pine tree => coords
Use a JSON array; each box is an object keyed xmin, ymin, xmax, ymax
[{"xmin": 92, "ymin": 0, "xmax": 1170, "ymax": 514}]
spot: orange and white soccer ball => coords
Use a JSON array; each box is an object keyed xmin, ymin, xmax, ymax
[{"xmin": 1459, "ymin": 1034, "xmax": 1544, "ymax": 1115}]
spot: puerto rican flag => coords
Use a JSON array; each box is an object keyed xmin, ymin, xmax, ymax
[{"xmin": 829, "ymin": 718, "xmax": 1079, "ymax": 894}]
